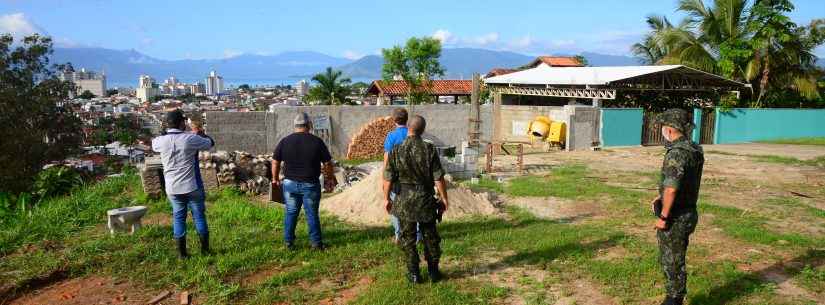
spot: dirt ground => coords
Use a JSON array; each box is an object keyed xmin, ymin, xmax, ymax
[
  {"xmin": 8, "ymin": 143, "xmax": 823, "ymax": 305},
  {"xmin": 484, "ymin": 142, "xmax": 825, "ymax": 304},
  {"xmin": 6, "ymin": 276, "xmax": 187, "ymax": 305}
]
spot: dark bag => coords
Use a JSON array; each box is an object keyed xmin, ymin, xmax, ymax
[
  {"xmin": 653, "ymin": 198, "xmax": 663, "ymax": 218},
  {"xmin": 270, "ymin": 183, "xmax": 284, "ymax": 204},
  {"xmin": 435, "ymin": 198, "xmax": 446, "ymax": 223}
]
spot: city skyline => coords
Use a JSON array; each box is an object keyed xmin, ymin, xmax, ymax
[{"xmin": 1, "ymin": 0, "xmax": 823, "ymax": 61}]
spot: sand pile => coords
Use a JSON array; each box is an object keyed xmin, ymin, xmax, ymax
[{"xmin": 321, "ymin": 170, "xmax": 499, "ymax": 226}]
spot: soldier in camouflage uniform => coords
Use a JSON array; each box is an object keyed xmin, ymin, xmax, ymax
[
  {"xmin": 382, "ymin": 115, "xmax": 450, "ymax": 284},
  {"xmin": 652, "ymin": 109, "xmax": 704, "ymax": 305}
]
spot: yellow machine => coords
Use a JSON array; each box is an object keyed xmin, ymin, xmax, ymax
[{"xmin": 527, "ymin": 116, "xmax": 566, "ymax": 149}]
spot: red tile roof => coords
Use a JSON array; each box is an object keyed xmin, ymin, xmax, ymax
[
  {"xmin": 367, "ymin": 80, "xmax": 473, "ymax": 96},
  {"xmin": 529, "ymin": 56, "xmax": 583, "ymax": 68},
  {"xmin": 484, "ymin": 68, "xmax": 519, "ymax": 78}
]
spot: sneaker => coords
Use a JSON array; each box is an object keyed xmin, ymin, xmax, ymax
[{"xmin": 285, "ymin": 242, "xmax": 296, "ymax": 251}]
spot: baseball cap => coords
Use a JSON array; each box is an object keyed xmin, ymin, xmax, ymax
[
  {"xmin": 294, "ymin": 112, "xmax": 309, "ymax": 126},
  {"xmin": 655, "ymin": 109, "xmax": 694, "ymax": 134}
]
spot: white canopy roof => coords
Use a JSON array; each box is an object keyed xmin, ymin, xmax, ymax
[{"xmin": 484, "ymin": 64, "xmax": 745, "ymax": 87}]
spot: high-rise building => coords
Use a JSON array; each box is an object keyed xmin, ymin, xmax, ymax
[
  {"xmin": 205, "ymin": 70, "xmax": 224, "ymax": 96},
  {"xmin": 188, "ymin": 83, "xmax": 205, "ymax": 95},
  {"xmin": 60, "ymin": 67, "xmax": 108, "ymax": 97},
  {"xmin": 295, "ymin": 79, "xmax": 309, "ymax": 97},
  {"xmin": 136, "ymin": 75, "xmax": 160, "ymax": 102}
]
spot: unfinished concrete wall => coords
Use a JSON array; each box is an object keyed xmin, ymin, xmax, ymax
[
  {"xmin": 205, "ymin": 112, "xmax": 270, "ymax": 154},
  {"xmin": 206, "ymin": 105, "xmax": 479, "ymax": 157},
  {"xmin": 566, "ymin": 106, "xmax": 600, "ymax": 151},
  {"xmin": 497, "ymin": 105, "xmax": 567, "ymax": 143}
]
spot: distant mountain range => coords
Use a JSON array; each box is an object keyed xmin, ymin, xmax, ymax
[
  {"xmin": 49, "ymin": 46, "xmax": 697, "ymax": 86},
  {"xmin": 51, "ymin": 48, "xmax": 350, "ymax": 86}
]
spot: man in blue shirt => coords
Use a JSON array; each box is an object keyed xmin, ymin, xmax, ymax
[{"xmin": 383, "ymin": 108, "xmax": 420, "ymax": 243}]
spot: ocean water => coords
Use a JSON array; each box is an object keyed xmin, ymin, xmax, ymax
[{"xmin": 108, "ymin": 77, "xmax": 374, "ymax": 89}]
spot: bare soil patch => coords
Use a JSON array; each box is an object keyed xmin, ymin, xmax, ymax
[
  {"xmin": 504, "ymin": 195, "xmax": 599, "ymax": 223},
  {"xmin": 318, "ymin": 276, "xmax": 373, "ymax": 305},
  {"xmin": 6, "ymin": 276, "xmax": 174, "ymax": 305}
]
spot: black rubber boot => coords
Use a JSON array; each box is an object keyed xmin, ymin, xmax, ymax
[
  {"xmin": 427, "ymin": 261, "xmax": 443, "ymax": 282},
  {"xmin": 672, "ymin": 297, "xmax": 684, "ymax": 305},
  {"xmin": 407, "ymin": 265, "xmax": 423, "ymax": 284},
  {"xmin": 199, "ymin": 234, "xmax": 212, "ymax": 255},
  {"xmin": 311, "ymin": 242, "xmax": 326, "ymax": 251},
  {"xmin": 659, "ymin": 296, "xmax": 683, "ymax": 305},
  {"xmin": 176, "ymin": 238, "xmax": 189, "ymax": 259}
]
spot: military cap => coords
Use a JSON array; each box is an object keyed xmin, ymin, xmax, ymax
[{"xmin": 656, "ymin": 109, "xmax": 694, "ymax": 134}]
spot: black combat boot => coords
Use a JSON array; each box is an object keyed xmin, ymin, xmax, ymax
[
  {"xmin": 199, "ymin": 234, "xmax": 212, "ymax": 255},
  {"xmin": 427, "ymin": 261, "xmax": 443, "ymax": 283},
  {"xmin": 659, "ymin": 296, "xmax": 683, "ymax": 305},
  {"xmin": 407, "ymin": 265, "xmax": 423, "ymax": 284},
  {"xmin": 176, "ymin": 238, "xmax": 189, "ymax": 259}
]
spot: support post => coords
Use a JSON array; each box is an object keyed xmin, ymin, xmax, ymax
[
  {"xmin": 692, "ymin": 108, "xmax": 702, "ymax": 143},
  {"xmin": 469, "ymin": 73, "xmax": 481, "ymax": 148},
  {"xmin": 492, "ymin": 92, "xmax": 502, "ymax": 152}
]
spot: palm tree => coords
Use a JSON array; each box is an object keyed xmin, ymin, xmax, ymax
[
  {"xmin": 637, "ymin": 0, "xmax": 825, "ymax": 105},
  {"xmin": 307, "ymin": 67, "xmax": 352, "ymax": 105},
  {"xmin": 632, "ymin": 15, "xmax": 677, "ymax": 64}
]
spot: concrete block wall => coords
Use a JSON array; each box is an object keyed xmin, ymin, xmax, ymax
[
  {"xmin": 497, "ymin": 105, "xmax": 567, "ymax": 143},
  {"xmin": 206, "ymin": 105, "xmax": 488, "ymax": 157},
  {"xmin": 204, "ymin": 112, "xmax": 270, "ymax": 154},
  {"xmin": 566, "ymin": 106, "xmax": 600, "ymax": 151}
]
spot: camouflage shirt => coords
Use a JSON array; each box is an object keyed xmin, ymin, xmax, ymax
[
  {"xmin": 659, "ymin": 137, "xmax": 705, "ymax": 215},
  {"xmin": 383, "ymin": 136, "xmax": 445, "ymax": 222}
]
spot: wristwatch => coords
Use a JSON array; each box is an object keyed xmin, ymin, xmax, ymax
[{"xmin": 659, "ymin": 215, "xmax": 669, "ymax": 221}]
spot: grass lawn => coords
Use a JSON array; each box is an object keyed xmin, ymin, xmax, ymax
[
  {"xmin": 1, "ymin": 164, "xmax": 823, "ymax": 304},
  {"xmin": 759, "ymin": 137, "xmax": 825, "ymax": 146}
]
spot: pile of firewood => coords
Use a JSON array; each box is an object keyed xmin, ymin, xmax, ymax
[
  {"xmin": 199, "ymin": 151, "xmax": 273, "ymax": 195},
  {"xmin": 346, "ymin": 116, "xmax": 396, "ymax": 160}
]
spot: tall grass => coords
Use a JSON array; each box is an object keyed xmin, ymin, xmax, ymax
[{"xmin": 0, "ymin": 173, "xmax": 147, "ymax": 255}]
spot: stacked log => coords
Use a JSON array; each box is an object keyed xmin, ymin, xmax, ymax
[{"xmin": 346, "ymin": 116, "xmax": 396, "ymax": 160}]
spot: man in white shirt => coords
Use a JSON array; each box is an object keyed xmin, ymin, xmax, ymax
[{"xmin": 152, "ymin": 109, "xmax": 214, "ymax": 259}]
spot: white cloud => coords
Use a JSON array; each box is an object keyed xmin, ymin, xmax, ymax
[
  {"xmin": 471, "ymin": 32, "xmax": 499, "ymax": 45},
  {"xmin": 0, "ymin": 13, "xmax": 45, "ymax": 38},
  {"xmin": 223, "ymin": 49, "xmax": 243, "ymax": 58},
  {"xmin": 342, "ymin": 50, "xmax": 363, "ymax": 60},
  {"xmin": 432, "ymin": 29, "xmax": 454, "ymax": 43},
  {"xmin": 510, "ymin": 35, "xmax": 535, "ymax": 49},
  {"xmin": 433, "ymin": 29, "xmax": 500, "ymax": 47}
]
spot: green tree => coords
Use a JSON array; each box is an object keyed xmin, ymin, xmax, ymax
[
  {"xmin": 350, "ymin": 81, "xmax": 370, "ymax": 96},
  {"xmin": 78, "ymin": 90, "xmax": 96, "ymax": 99},
  {"xmin": 632, "ymin": 15, "xmax": 682, "ymax": 64},
  {"xmin": 105, "ymin": 89, "xmax": 118, "ymax": 96},
  {"xmin": 574, "ymin": 54, "xmax": 590, "ymax": 67},
  {"xmin": 381, "ymin": 37, "xmax": 445, "ymax": 105},
  {"xmin": 238, "ymin": 84, "xmax": 251, "ymax": 92},
  {"xmin": 638, "ymin": 0, "xmax": 825, "ymax": 106},
  {"xmin": 0, "ymin": 34, "xmax": 83, "ymax": 194},
  {"xmin": 306, "ymin": 67, "xmax": 352, "ymax": 105}
]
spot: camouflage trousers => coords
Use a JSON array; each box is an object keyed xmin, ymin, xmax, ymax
[
  {"xmin": 399, "ymin": 220, "xmax": 441, "ymax": 271},
  {"xmin": 657, "ymin": 211, "xmax": 698, "ymax": 298}
]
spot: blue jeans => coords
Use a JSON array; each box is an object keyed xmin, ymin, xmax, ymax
[
  {"xmin": 168, "ymin": 188, "xmax": 209, "ymax": 239},
  {"xmin": 282, "ymin": 179, "xmax": 323, "ymax": 245}
]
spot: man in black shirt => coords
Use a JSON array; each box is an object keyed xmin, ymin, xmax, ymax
[{"xmin": 272, "ymin": 112, "xmax": 336, "ymax": 250}]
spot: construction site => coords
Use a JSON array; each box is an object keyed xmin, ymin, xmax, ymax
[{"xmin": 3, "ymin": 68, "xmax": 825, "ymax": 305}]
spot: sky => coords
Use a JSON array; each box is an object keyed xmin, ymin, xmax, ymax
[{"xmin": 1, "ymin": 0, "xmax": 823, "ymax": 60}]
